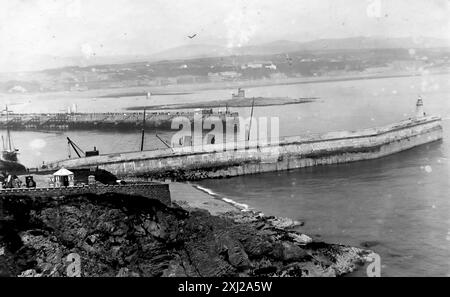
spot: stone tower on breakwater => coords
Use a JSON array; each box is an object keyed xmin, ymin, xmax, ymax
[{"xmin": 416, "ymin": 96, "xmax": 425, "ymax": 118}]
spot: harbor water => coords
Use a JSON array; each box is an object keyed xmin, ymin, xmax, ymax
[{"xmin": 1, "ymin": 73, "xmax": 449, "ymax": 276}]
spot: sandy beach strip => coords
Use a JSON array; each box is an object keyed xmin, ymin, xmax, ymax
[{"xmin": 169, "ymin": 182, "xmax": 240, "ymax": 215}]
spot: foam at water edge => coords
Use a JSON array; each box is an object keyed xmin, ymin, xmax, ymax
[
  {"xmin": 193, "ymin": 184, "xmax": 250, "ymax": 211},
  {"xmin": 221, "ymin": 197, "xmax": 250, "ymax": 212},
  {"xmin": 194, "ymin": 185, "xmax": 218, "ymax": 196}
]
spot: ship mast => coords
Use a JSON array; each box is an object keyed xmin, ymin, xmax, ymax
[
  {"xmin": 6, "ymin": 106, "xmax": 12, "ymax": 151},
  {"xmin": 4, "ymin": 105, "xmax": 12, "ymax": 151},
  {"xmin": 140, "ymin": 109, "xmax": 146, "ymax": 151},
  {"xmin": 247, "ymin": 98, "xmax": 255, "ymax": 141}
]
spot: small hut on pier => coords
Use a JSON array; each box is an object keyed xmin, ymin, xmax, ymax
[{"xmin": 51, "ymin": 167, "xmax": 75, "ymax": 187}]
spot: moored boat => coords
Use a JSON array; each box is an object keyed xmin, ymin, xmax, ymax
[{"xmin": 1, "ymin": 106, "xmax": 26, "ymax": 174}]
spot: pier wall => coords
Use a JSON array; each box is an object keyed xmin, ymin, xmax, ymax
[
  {"xmin": 46, "ymin": 117, "xmax": 443, "ymax": 181},
  {"xmin": 0, "ymin": 183, "xmax": 171, "ymax": 205},
  {"xmin": 0, "ymin": 111, "xmax": 238, "ymax": 131}
]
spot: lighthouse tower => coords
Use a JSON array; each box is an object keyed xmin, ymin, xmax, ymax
[{"xmin": 415, "ymin": 96, "xmax": 425, "ymax": 119}]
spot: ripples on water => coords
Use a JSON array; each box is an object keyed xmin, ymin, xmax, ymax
[{"xmin": 2, "ymin": 74, "xmax": 450, "ymax": 276}]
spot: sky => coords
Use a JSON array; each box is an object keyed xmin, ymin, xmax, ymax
[{"xmin": 0, "ymin": 0, "xmax": 449, "ymax": 71}]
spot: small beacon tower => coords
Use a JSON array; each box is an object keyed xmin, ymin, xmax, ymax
[{"xmin": 415, "ymin": 96, "xmax": 425, "ymax": 119}]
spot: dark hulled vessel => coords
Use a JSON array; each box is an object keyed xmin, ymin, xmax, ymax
[{"xmin": 1, "ymin": 106, "xmax": 26, "ymax": 173}]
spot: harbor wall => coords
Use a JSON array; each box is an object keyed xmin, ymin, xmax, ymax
[
  {"xmin": 0, "ymin": 183, "xmax": 171, "ymax": 205},
  {"xmin": 46, "ymin": 117, "xmax": 443, "ymax": 181},
  {"xmin": 0, "ymin": 111, "xmax": 238, "ymax": 131}
]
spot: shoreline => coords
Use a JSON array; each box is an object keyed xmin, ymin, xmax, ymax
[
  {"xmin": 171, "ymin": 181, "xmax": 314, "ymax": 230},
  {"xmin": 2, "ymin": 70, "xmax": 449, "ymax": 102},
  {"xmin": 169, "ymin": 181, "xmax": 373, "ymax": 275},
  {"xmin": 169, "ymin": 182, "xmax": 240, "ymax": 216},
  {"xmin": 177, "ymin": 182, "xmax": 303, "ymax": 229},
  {"xmin": 173, "ymin": 70, "xmax": 449, "ymax": 94},
  {"xmin": 1, "ymin": 182, "xmax": 373, "ymax": 277}
]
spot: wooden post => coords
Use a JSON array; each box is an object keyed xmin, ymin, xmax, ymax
[{"xmin": 140, "ymin": 109, "xmax": 146, "ymax": 151}]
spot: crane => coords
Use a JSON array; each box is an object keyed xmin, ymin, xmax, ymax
[
  {"xmin": 67, "ymin": 137, "xmax": 99, "ymax": 158},
  {"xmin": 155, "ymin": 133, "xmax": 173, "ymax": 150},
  {"xmin": 67, "ymin": 137, "xmax": 85, "ymax": 158}
]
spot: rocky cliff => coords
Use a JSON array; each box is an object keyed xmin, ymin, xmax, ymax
[{"xmin": 0, "ymin": 193, "xmax": 370, "ymax": 277}]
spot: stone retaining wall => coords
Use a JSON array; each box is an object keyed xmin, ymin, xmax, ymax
[{"xmin": 0, "ymin": 183, "xmax": 171, "ymax": 205}]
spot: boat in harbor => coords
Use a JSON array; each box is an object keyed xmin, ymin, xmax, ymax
[
  {"xmin": 2, "ymin": 131, "xmax": 19, "ymax": 162},
  {"xmin": 0, "ymin": 106, "xmax": 26, "ymax": 173}
]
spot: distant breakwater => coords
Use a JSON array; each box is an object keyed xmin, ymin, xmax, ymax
[
  {"xmin": 126, "ymin": 96, "xmax": 318, "ymax": 111},
  {"xmin": 99, "ymin": 91, "xmax": 193, "ymax": 98},
  {"xmin": 0, "ymin": 111, "xmax": 239, "ymax": 131}
]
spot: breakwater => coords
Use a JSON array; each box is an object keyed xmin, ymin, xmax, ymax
[
  {"xmin": 0, "ymin": 110, "xmax": 238, "ymax": 131},
  {"xmin": 44, "ymin": 115, "xmax": 443, "ymax": 181},
  {"xmin": 126, "ymin": 96, "xmax": 318, "ymax": 111}
]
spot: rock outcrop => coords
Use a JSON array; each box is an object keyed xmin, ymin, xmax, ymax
[{"xmin": 0, "ymin": 193, "xmax": 370, "ymax": 277}]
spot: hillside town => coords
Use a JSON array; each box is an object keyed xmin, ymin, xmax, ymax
[{"xmin": 1, "ymin": 47, "xmax": 449, "ymax": 93}]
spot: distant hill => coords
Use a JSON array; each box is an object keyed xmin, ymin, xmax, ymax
[
  {"xmin": 3, "ymin": 36, "xmax": 449, "ymax": 73},
  {"xmin": 149, "ymin": 44, "xmax": 234, "ymax": 61},
  {"xmin": 296, "ymin": 36, "xmax": 450, "ymax": 51},
  {"xmin": 235, "ymin": 36, "xmax": 450, "ymax": 56},
  {"xmin": 132, "ymin": 36, "xmax": 450, "ymax": 62}
]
